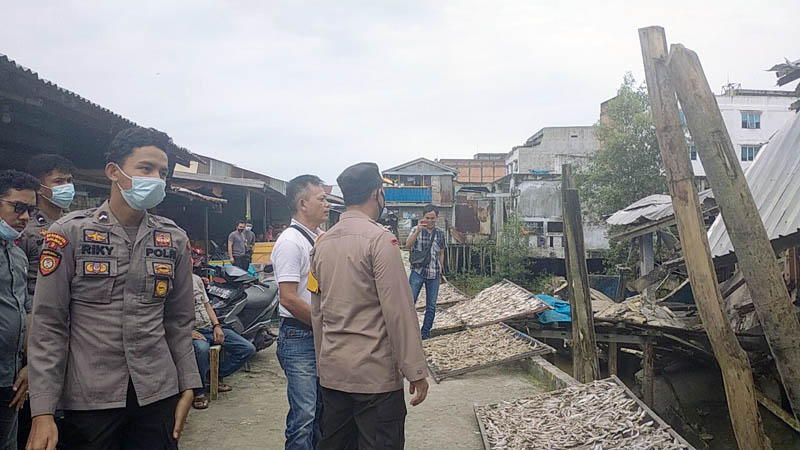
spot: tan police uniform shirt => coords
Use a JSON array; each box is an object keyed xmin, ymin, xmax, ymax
[
  {"xmin": 311, "ymin": 210, "xmax": 428, "ymax": 394},
  {"xmin": 18, "ymin": 211, "xmax": 54, "ymax": 303},
  {"xmin": 28, "ymin": 200, "xmax": 201, "ymax": 416}
]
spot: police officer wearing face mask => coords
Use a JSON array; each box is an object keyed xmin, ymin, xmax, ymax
[{"xmin": 26, "ymin": 127, "xmax": 201, "ymax": 450}]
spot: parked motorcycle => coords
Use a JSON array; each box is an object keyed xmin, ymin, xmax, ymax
[{"xmin": 192, "ymin": 248, "xmax": 279, "ymax": 351}]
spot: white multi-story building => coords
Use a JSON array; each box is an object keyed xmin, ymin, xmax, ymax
[{"xmin": 689, "ymin": 86, "xmax": 797, "ymax": 178}]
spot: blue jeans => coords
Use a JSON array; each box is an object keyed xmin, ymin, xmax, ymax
[
  {"xmin": 276, "ymin": 320, "xmax": 322, "ymax": 450},
  {"xmin": 193, "ymin": 328, "xmax": 256, "ymax": 394},
  {"xmin": 410, "ymin": 271, "xmax": 440, "ymax": 339}
]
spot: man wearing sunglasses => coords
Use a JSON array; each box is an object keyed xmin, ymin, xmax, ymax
[
  {"xmin": 0, "ymin": 169, "xmax": 40, "ymax": 450},
  {"xmin": 26, "ymin": 127, "xmax": 201, "ymax": 450}
]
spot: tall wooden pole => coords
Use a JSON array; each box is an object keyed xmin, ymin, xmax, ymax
[
  {"xmin": 669, "ymin": 42, "xmax": 800, "ymax": 423},
  {"xmin": 562, "ymin": 164, "xmax": 600, "ymax": 382},
  {"xmin": 639, "ymin": 26, "xmax": 769, "ymax": 449}
]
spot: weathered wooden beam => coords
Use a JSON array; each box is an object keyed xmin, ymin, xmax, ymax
[
  {"xmin": 527, "ymin": 327, "xmax": 647, "ymax": 345},
  {"xmin": 642, "ymin": 337, "xmax": 655, "ymax": 407},
  {"xmin": 561, "ymin": 164, "xmax": 600, "ymax": 383},
  {"xmin": 669, "ymin": 42, "xmax": 800, "ymax": 424},
  {"xmin": 608, "ymin": 342, "xmax": 619, "ymax": 376},
  {"xmin": 639, "ymin": 26, "xmax": 769, "ymax": 449},
  {"xmin": 756, "ymin": 390, "xmax": 800, "ymax": 434}
]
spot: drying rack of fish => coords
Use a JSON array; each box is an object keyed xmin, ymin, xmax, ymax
[
  {"xmin": 474, "ymin": 376, "xmax": 695, "ymax": 450},
  {"xmin": 423, "ymin": 323, "xmax": 555, "ymax": 383},
  {"xmin": 417, "ymin": 309, "xmax": 464, "ymax": 335},
  {"xmin": 416, "ymin": 281, "xmax": 471, "ymax": 310},
  {"xmin": 445, "ymin": 279, "xmax": 552, "ymax": 328}
]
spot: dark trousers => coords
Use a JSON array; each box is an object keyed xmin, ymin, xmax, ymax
[
  {"xmin": 15, "ymin": 399, "xmax": 29, "ymax": 450},
  {"xmin": 0, "ymin": 387, "xmax": 18, "ymax": 450},
  {"xmin": 319, "ymin": 387, "xmax": 406, "ymax": 450},
  {"xmin": 233, "ymin": 256, "xmax": 250, "ymax": 271},
  {"xmin": 59, "ymin": 381, "xmax": 179, "ymax": 450}
]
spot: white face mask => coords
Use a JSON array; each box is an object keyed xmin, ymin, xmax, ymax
[{"xmin": 116, "ymin": 166, "xmax": 166, "ymax": 210}]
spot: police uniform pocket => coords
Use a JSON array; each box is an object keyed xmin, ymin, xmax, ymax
[
  {"xmin": 72, "ymin": 258, "xmax": 117, "ymax": 304},
  {"xmin": 144, "ymin": 260, "xmax": 175, "ymax": 303}
]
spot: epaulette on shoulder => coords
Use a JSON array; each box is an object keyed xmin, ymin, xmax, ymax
[
  {"xmin": 151, "ymin": 214, "xmax": 179, "ymax": 228},
  {"xmin": 59, "ymin": 208, "xmax": 96, "ymax": 224}
]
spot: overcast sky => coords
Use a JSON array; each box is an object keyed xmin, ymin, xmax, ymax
[{"xmin": 3, "ymin": 1, "xmax": 798, "ymax": 183}]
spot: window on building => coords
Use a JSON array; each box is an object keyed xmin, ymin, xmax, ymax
[
  {"xmin": 741, "ymin": 145, "xmax": 760, "ymax": 162},
  {"xmin": 546, "ymin": 221, "xmax": 563, "ymax": 233},
  {"xmin": 741, "ymin": 111, "xmax": 761, "ymax": 129},
  {"xmin": 525, "ymin": 221, "xmax": 544, "ymax": 235},
  {"xmin": 688, "ymin": 144, "xmax": 697, "ymax": 161}
]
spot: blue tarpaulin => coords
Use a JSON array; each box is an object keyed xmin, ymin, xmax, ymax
[{"xmin": 536, "ymin": 294, "xmax": 572, "ymax": 324}]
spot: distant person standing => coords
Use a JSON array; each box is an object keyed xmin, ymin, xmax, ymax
[
  {"xmin": 0, "ymin": 170, "xmax": 39, "ymax": 450},
  {"xmin": 228, "ymin": 219, "xmax": 249, "ymax": 270},
  {"xmin": 406, "ymin": 204, "xmax": 446, "ymax": 339},
  {"xmin": 272, "ymin": 175, "xmax": 329, "ymax": 450},
  {"xmin": 312, "ymin": 163, "xmax": 429, "ymax": 450}
]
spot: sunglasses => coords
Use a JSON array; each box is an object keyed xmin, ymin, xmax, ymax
[{"xmin": 0, "ymin": 200, "xmax": 38, "ymax": 216}]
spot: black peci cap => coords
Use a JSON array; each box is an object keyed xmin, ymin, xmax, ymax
[{"xmin": 337, "ymin": 162, "xmax": 385, "ymax": 204}]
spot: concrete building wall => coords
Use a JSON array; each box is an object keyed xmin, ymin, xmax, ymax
[
  {"xmin": 506, "ymin": 126, "xmax": 600, "ymax": 175},
  {"xmin": 688, "ymin": 89, "xmax": 796, "ymax": 176}
]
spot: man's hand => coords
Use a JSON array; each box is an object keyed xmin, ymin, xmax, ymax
[
  {"xmin": 409, "ymin": 378, "xmax": 429, "ymax": 406},
  {"xmin": 173, "ymin": 390, "xmax": 194, "ymax": 441},
  {"xmin": 212, "ymin": 326, "xmax": 225, "ymax": 344},
  {"xmin": 26, "ymin": 415, "xmax": 58, "ymax": 450},
  {"xmin": 192, "ymin": 330, "xmax": 206, "ymax": 341},
  {"xmin": 10, "ymin": 366, "xmax": 28, "ymax": 410}
]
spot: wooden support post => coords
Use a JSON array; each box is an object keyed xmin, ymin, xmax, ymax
[
  {"xmin": 639, "ymin": 26, "xmax": 768, "ymax": 449},
  {"xmin": 669, "ymin": 43, "xmax": 800, "ymax": 423},
  {"xmin": 614, "ymin": 265, "xmax": 631, "ymax": 303},
  {"xmin": 608, "ymin": 342, "xmax": 618, "ymax": 376},
  {"xmin": 642, "ymin": 337, "xmax": 655, "ymax": 407},
  {"xmin": 204, "ymin": 206, "xmax": 209, "ymax": 252},
  {"xmin": 756, "ymin": 390, "xmax": 800, "ymax": 434},
  {"xmin": 209, "ymin": 344, "xmax": 221, "ymax": 400},
  {"xmin": 639, "ymin": 232, "xmax": 655, "ymax": 277},
  {"xmin": 245, "ymin": 189, "xmax": 252, "ymax": 219},
  {"xmin": 561, "ymin": 164, "xmax": 600, "ymax": 383}
]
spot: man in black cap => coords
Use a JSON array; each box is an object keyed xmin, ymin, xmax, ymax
[{"xmin": 310, "ymin": 162, "xmax": 429, "ymax": 450}]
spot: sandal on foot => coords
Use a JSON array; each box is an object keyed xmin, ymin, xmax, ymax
[
  {"xmin": 218, "ymin": 384, "xmax": 233, "ymax": 393},
  {"xmin": 193, "ymin": 394, "xmax": 209, "ymax": 409}
]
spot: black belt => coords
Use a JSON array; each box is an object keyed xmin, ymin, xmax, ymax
[{"xmin": 281, "ymin": 317, "xmax": 313, "ymax": 331}]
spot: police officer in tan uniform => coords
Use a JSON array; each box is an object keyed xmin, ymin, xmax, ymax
[
  {"xmin": 26, "ymin": 127, "xmax": 201, "ymax": 450},
  {"xmin": 311, "ymin": 162, "xmax": 429, "ymax": 450},
  {"xmin": 16, "ymin": 154, "xmax": 75, "ymax": 450}
]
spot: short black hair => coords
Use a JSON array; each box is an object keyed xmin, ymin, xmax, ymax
[
  {"xmin": 26, "ymin": 154, "xmax": 77, "ymax": 181},
  {"xmin": 107, "ymin": 127, "xmax": 172, "ymax": 166},
  {"xmin": 245, "ymin": 219, "xmax": 253, "ymax": 225},
  {"xmin": 423, "ymin": 204, "xmax": 439, "ymax": 216},
  {"xmin": 0, "ymin": 169, "xmax": 40, "ymax": 198},
  {"xmin": 286, "ymin": 175, "xmax": 324, "ymax": 214},
  {"xmin": 236, "ymin": 219, "xmax": 246, "ymax": 226}
]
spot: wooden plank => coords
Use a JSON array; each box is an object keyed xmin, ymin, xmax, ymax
[
  {"xmin": 473, "ymin": 404, "xmax": 493, "ymax": 450},
  {"xmin": 639, "ymin": 232, "xmax": 655, "ymax": 277},
  {"xmin": 526, "ymin": 327, "xmax": 647, "ymax": 345},
  {"xmin": 642, "ymin": 337, "xmax": 655, "ymax": 407},
  {"xmin": 756, "ymin": 390, "xmax": 800, "ymax": 434},
  {"xmin": 639, "ymin": 26, "xmax": 769, "ymax": 449},
  {"xmin": 209, "ymin": 344, "xmax": 221, "ymax": 401},
  {"xmin": 608, "ymin": 342, "xmax": 618, "ymax": 376},
  {"xmin": 669, "ymin": 42, "xmax": 800, "ymax": 424},
  {"xmin": 562, "ymin": 165, "xmax": 600, "ymax": 383}
]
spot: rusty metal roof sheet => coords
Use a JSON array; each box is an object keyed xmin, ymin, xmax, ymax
[
  {"xmin": 708, "ymin": 113, "xmax": 800, "ymax": 258},
  {"xmin": 606, "ymin": 190, "xmax": 714, "ymax": 227}
]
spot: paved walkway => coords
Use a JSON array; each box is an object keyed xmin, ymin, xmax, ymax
[{"xmin": 181, "ymin": 345, "xmax": 546, "ymax": 450}]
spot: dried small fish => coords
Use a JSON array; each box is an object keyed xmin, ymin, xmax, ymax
[
  {"xmin": 447, "ymin": 279, "xmax": 551, "ymax": 327},
  {"xmin": 417, "ymin": 309, "xmax": 463, "ymax": 332},
  {"xmin": 423, "ymin": 324, "xmax": 553, "ymax": 378},
  {"xmin": 416, "ymin": 282, "xmax": 471, "ymax": 310},
  {"xmin": 475, "ymin": 379, "xmax": 693, "ymax": 450}
]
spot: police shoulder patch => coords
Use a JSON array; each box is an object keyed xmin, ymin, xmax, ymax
[
  {"xmin": 390, "ymin": 237, "xmax": 400, "ymax": 246},
  {"xmin": 45, "ymin": 232, "xmax": 69, "ymax": 250},
  {"xmin": 39, "ymin": 249, "xmax": 61, "ymax": 276}
]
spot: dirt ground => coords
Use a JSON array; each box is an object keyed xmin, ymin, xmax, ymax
[{"xmin": 181, "ymin": 345, "xmax": 547, "ymax": 450}]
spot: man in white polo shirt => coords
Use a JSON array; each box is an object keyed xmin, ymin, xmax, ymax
[{"xmin": 271, "ymin": 175, "xmax": 330, "ymax": 450}]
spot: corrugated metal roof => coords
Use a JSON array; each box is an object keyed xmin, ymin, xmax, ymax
[
  {"xmin": 708, "ymin": 113, "xmax": 800, "ymax": 258},
  {"xmin": 606, "ymin": 190, "xmax": 714, "ymax": 227}
]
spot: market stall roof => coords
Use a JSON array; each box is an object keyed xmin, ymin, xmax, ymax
[
  {"xmin": 707, "ymin": 112, "xmax": 800, "ymax": 258},
  {"xmin": 170, "ymin": 186, "xmax": 227, "ymax": 205}
]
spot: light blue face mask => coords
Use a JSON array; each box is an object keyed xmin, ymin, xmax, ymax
[
  {"xmin": 116, "ymin": 167, "xmax": 167, "ymax": 211},
  {"xmin": 0, "ymin": 219, "xmax": 21, "ymax": 241},
  {"xmin": 43, "ymin": 183, "xmax": 75, "ymax": 209}
]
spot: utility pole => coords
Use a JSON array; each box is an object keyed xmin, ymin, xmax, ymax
[
  {"xmin": 562, "ymin": 164, "xmax": 600, "ymax": 383},
  {"xmin": 669, "ymin": 42, "xmax": 800, "ymax": 424},
  {"xmin": 639, "ymin": 26, "xmax": 769, "ymax": 449}
]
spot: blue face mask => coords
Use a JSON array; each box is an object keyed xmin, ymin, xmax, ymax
[
  {"xmin": 0, "ymin": 219, "xmax": 21, "ymax": 241},
  {"xmin": 116, "ymin": 167, "xmax": 167, "ymax": 211},
  {"xmin": 44, "ymin": 183, "xmax": 75, "ymax": 209}
]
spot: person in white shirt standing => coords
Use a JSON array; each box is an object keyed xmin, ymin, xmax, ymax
[{"xmin": 271, "ymin": 175, "xmax": 330, "ymax": 450}]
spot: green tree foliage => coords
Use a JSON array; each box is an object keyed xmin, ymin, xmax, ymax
[
  {"xmin": 495, "ymin": 213, "xmax": 529, "ymax": 282},
  {"xmin": 579, "ymin": 73, "xmax": 667, "ymax": 219}
]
